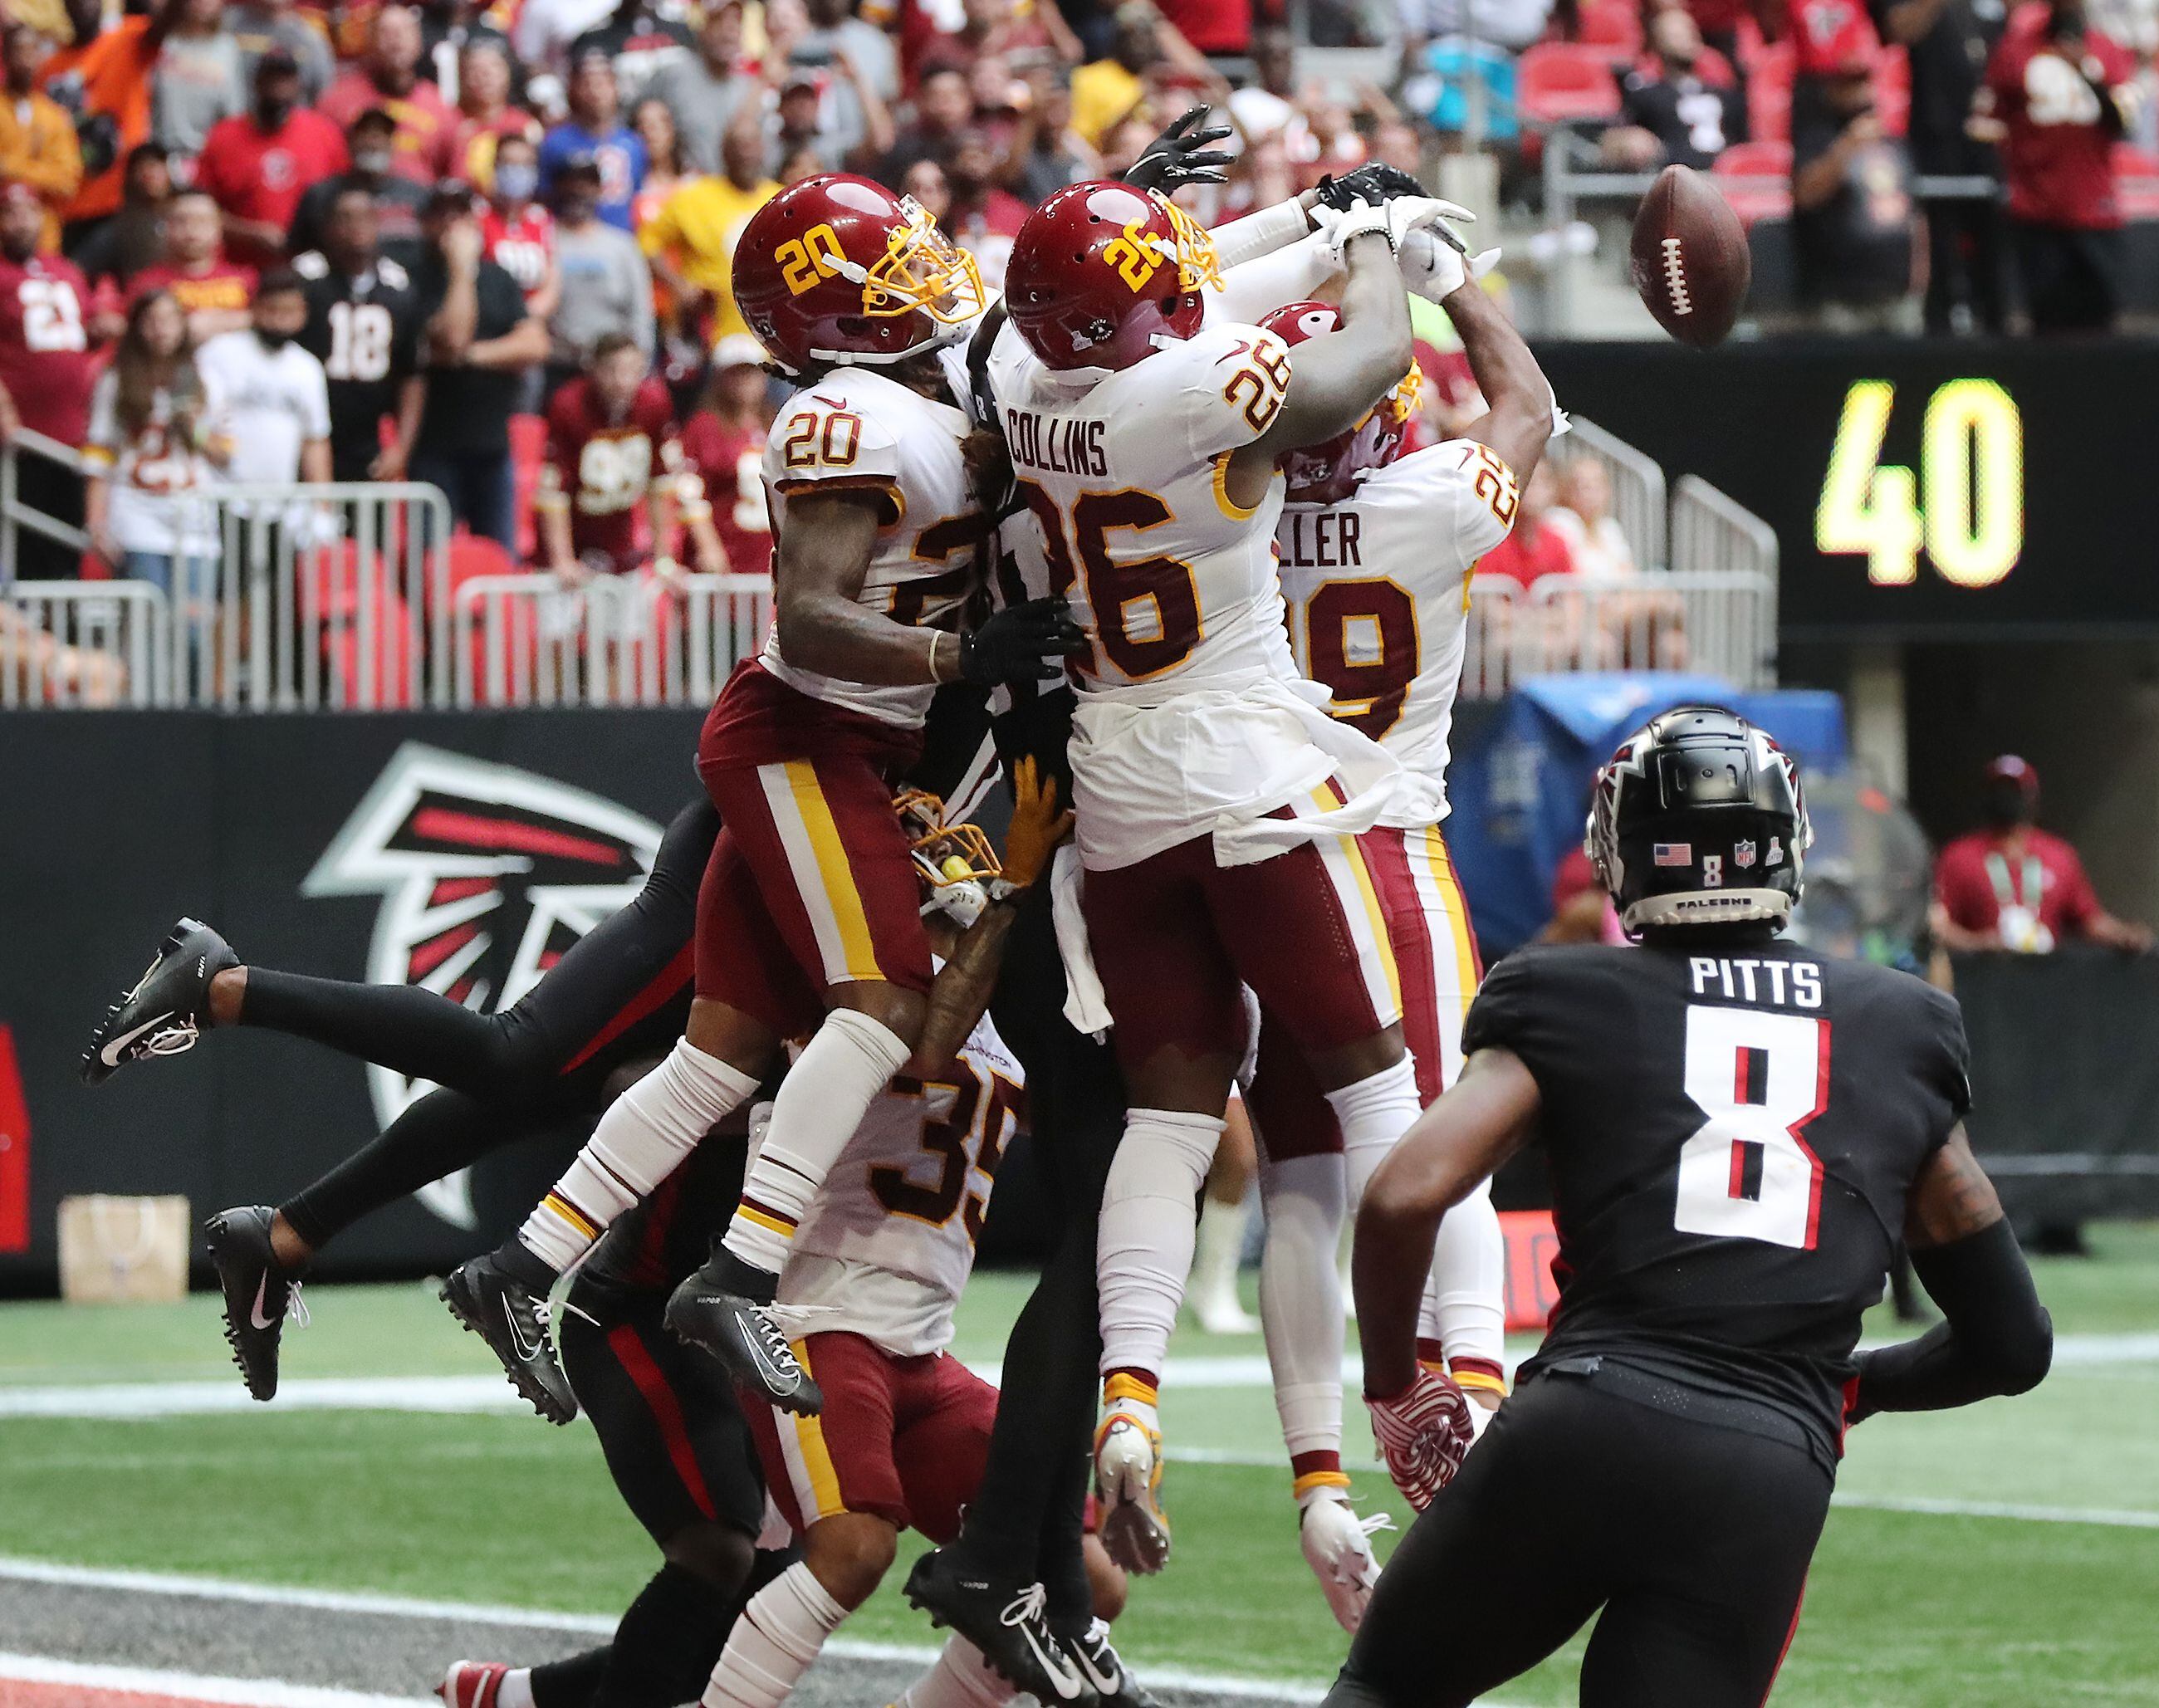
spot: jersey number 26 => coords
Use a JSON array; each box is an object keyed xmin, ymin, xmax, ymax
[{"xmin": 1674, "ymin": 1006, "xmax": 1829, "ymax": 1251}]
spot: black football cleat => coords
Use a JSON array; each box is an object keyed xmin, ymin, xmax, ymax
[
  {"xmin": 441, "ymin": 1251, "xmax": 577, "ymax": 1425},
  {"xmin": 903, "ymin": 1549, "xmax": 1093, "ymax": 1706},
  {"xmin": 1059, "ymin": 1619, "xmax": 1157, "ymax": 1708},
  {"xmin": 82, "ymin": 918, "xmax": 237, "ymax": 1085},
  {"xmin": 204, "ymin": 1204, "xmax": 308, "ymax": 1402},
  {"xmin": 663, "ymin": 1250, "xmax": 822, "ymax": 1416}
]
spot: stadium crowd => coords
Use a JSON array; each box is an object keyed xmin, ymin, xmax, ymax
[{"xmin": 0, "ymin": 0, "xmax": 2155, "ymax": 595}]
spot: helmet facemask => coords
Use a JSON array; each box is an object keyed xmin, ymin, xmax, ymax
[{"xmin": 895, "ymin": 789, "xmax": 1003, "ymax": 929}]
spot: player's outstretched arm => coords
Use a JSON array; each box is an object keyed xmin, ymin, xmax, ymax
[
  {"xmin": 1442, "ymin": 267, "xmax": 1557, "ymax": 486},
  {"xmin": 906, "ymin": 758, "xmax": 1072, "ymax": 1078},
  {"xmin": 1847, "ymin": 1128, "xmax": 2053, "ymax": 1422},
  {"xmin": 1354, "ymin": 1048, "xmax": 1540, "ymax": 1400},
  {"xmin": 1224, "ymin": 227, "xmax": 1413, "ymax": 508}
]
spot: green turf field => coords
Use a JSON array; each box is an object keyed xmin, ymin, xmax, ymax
[{"xmin": 2, "ymin": 1227, "xmax": 2157, "ymax": 1705}]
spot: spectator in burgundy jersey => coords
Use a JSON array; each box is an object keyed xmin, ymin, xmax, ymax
[
  {"xmin": 193, "ymin": 49, "xmax": 350, "ymax": 269},
  {"xmin": 319, "ymin": 5, "xmax": 458, "ymax": 187},
  {"xmin": 1981, "ymin": 0, "xmax": 2137, "ymax": 332},
  {"xmin": 537, "ymin": 329, "xmax": 681, "ymax": 578},
  {"xmin": 130, "ymin": 189, "xmax": 255, "ymax": 341},
  {"xmin": 0, "ymin": 179, "xmax": 99, "ymax": 578},
  {"xmin": 1933, "ymin": 756, "xmax": 2152, "ymax": 952},
  {"xmin": 678, "ymin": 331, "xmax": 771, "ymax": 576}
]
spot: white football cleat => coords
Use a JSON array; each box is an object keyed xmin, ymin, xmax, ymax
[
  {"xmin": 1299, "ymin": 1490, "xmax": 1392, "ymax": 1632},
  {"xmin": 437, "ymin": 1662, "xmax": 511, "ymax": 1708},
  {"xmin": 1094, "ymin": 1405, "xmax": 1172, "ymax": 1574}
]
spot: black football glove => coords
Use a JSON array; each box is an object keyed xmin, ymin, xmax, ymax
[
  {"xmin": 1314, "ymin": 162, "xmax": 1431, "ymax": 212},
  {"xmin": 1124, "ymin": 105, "xmax": 1234, "ymax": 193},
  {"xmin": 959, "ymin": 596, "xmax": 1087, "ymax": 686}
]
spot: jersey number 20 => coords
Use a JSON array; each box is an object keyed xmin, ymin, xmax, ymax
[{"xmin": 1674, "ymin": 1006, "xmax": 1828, "ymax": 1250}]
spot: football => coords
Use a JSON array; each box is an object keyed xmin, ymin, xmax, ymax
[{"xmin": 1629, "ymin": 164, "xmax": 1750, "ymax": 348}]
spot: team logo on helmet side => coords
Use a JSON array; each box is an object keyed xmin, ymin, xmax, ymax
[{"xmin": 305, "ymin": 743, "xmax": 661, "ymax": 1227}]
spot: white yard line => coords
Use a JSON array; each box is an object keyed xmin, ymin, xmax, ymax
[
  {"xmin": 0, "ymin": 1561, "xmax": 1335, "ymax": 1703},
  {"xmin": 0, "ymin": 1652, "xmax": 433, "ymax": 1708},
  {"xmin": 3, "ymin": 1331, "xmax": 2153, "ymax": 1421}
]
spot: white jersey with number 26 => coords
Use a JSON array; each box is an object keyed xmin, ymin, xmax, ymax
[
  {"xmin": 1275, "ymin": 438, "xmax": 1521, "ymax": 817},
  {"xmin": 987, "ymin": 316, "xmax": 1412, "ymax": 870}
]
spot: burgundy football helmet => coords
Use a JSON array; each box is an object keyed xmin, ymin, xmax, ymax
[
  {"xmin": 732, "ymin": 174, "xmax": 985, "ymax": 374},
  {"xmin": 1003, "ymin": 182, "xmax": 1221, "ymax": 371},
  {"xmin": 1258, "ymin": 301, "xmax": 1420, "ymax": 504}
]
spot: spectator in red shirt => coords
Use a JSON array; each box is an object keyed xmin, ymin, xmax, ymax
[
  {"xmin": 1981, "ymin": 0, "xmax": 2137, "ymax": 332},
  {"xmin": 319, "ymin": 4, "xmax": 458, "ymax": 188},
  {"xmin": 193, "ymin": 49, "xmax": 350, "ymax": 268},
  {"xmin": 1475, "ymin": 459, "xmax": 1576, "ymax": 590},
  {"xmin": 0, "ymin": 179, "xmax": 98, "ymax": 577},
  {"xmin": 941, "ymin": 129, "xmax": 1030, "ymax": 289},
  {"xmin": 480, "ymin": 132, "xmax": 561, "ymax": 321},
  {"xmin": 536, "ymin": 329, "xmax": 682, "ymax": 576},
  {"xmin": 678, "ymin": 330, "xmax": 771, "ymax": 576},
  {"xmin": 1933, "ymin": 755, "xmax": 2152, "ymax": 952},
  {"xmin": 130, "ymin": 188, "xmax": 255, "ymax": 341}
]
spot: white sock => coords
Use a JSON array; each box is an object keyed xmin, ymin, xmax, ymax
[
  {"xmin": 893, "ymin": 1637, "xmax": 1016, "ymax": 1708},
  {"xmin": 1327, "ymin": 1055, "xmax": 1421, "ymax": 1209},
  {"xmin": 722, "ymin": 1009, "xmax": 912, "ymax": 1275},
  {"xmin": 1188, "ymin": 1192, "xmax": 1251, "ymax": 1319},
  {"xmin": 520, "ymin": 1039, "xmax": 761, "ymax": 1272},
  {"xmin": 703, "ymin": 1560, "xmax": 849, "ymax": 1708},
  {"xmin": 1258, "ymin": 1153, "xmax": 1349, "ymax": 1494},
  {"xmin": 496, "ymin": 1670, "xmax": 534, "ymax": 1708},
  {"xmin": 1097, "ymin": 1108, "xmax": 1226, "ymax": 1386},
  {"xmin": 1425, "ymin": 1177, "xmax": 1508, "ymax": 1400}
]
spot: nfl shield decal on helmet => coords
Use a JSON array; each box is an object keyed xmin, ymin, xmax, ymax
[
  {"xmin": 302, "ymin": 742, "xmax": 662, "ymax": 1227},
  {"xmin": 1735, "ymin": 839, "xmax": 1758, "ymax": 869}
]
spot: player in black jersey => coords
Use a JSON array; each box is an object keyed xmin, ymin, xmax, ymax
[
  {"xmin": 82, "ymin": 794, "xmax": 719, "ymax": 1401},
  {"xmin": 293, "ymin": 185, "xmax": 425, "ymax": 484},
  {"xmin": 1336, "ymin": 707, "xmax": 2053, "ymax": 1708}
]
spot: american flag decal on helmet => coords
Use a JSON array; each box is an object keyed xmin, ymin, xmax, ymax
[{"xmin": 1653, "ymin": 843, "xmax": 1692, "ymax": 866}]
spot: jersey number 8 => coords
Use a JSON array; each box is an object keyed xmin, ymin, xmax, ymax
[{"xmin": 1674, "ymin": 1005, "xmax": 1829, "ymax": 1251}]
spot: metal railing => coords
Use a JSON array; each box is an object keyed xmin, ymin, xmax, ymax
[
  {"xmin": 0, "ymin": 581, "xmax": 166, "ymax": 707},
  {"xmin": 1461, "ymin": 566, "xmax": 1776, "ymax": 693},
  {"xmin": 1555, "ymin": 416, "xmax": 1667, "ymax": 571},
  {"xmin": 453, "ymin": 570, "xmax": 773, "ymax": 709},
  {"xmin": 1, "ymin": 427, "xmax": 90, "ymax": 590},
  {"xmin": 1669, "ymin": 474, "xmax": 1780, "ymax": 687}
]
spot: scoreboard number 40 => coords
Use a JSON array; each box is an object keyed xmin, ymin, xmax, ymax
[{"xmin": 1814, "ymin": 379, "xmax": 2024, "ymax": 590}]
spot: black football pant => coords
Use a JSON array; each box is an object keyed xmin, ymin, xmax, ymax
[
  {"xmin": 531, "ymin": 1286, "xmax": 793, "ymax": 1708},
  {"xmin": 2011, "ymin": 220, "xmax": 2122, "ymax": 335},
  {"xmin": 947, "ymin": 872, "xmax": 1129, "ymax": 1625},
  {"xmin": 239, "ymin": 796, "xmax": 716, "ymax": 1108},
  {"xmin": 1330, "ymin": 1369, "xmax": 1832, "ymax": 1708}
]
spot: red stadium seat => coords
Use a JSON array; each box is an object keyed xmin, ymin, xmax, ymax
[
  {"xmin": 303, "ymin": 541, "xmax": 418, "ymax": 709},
  {"xmin": 1576, "ymin": 0, "xmax": 1643, "ymax": 60},
  {"xmin": 510, "ymin": 412, "xmax": 549, "ymax": 562},
  {"xmin": 1517, "ymin": 42, "xmax": 1623, "ymax": 125},
  {"xmin": 1715, "ymin": 140, "xmax": 1794, "ymax": 225},
  {"xmin": 2116, "ymin": 144, "xmax": 2159, "ymax": 220}
]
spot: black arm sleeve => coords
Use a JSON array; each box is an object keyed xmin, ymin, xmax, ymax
[{"xmin": 1848, "ymin": 1219, "xmax": 2053, "ymax": 1422}]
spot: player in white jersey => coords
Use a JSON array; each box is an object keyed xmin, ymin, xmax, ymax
[
  {"xmin": 1245, "ymin": 273, "xmax": 1561, "ymax": 1630},
  {"xmin": 988, "ymin": 175, "xmax": 1470, "ymax": 1573},
  {"xmin": 704, "ymin": 765, "xmax": 1147, "ymax": 1708},
  {"xmin": 443, "ymin": 174, "xmax": 1084, "ymax": 1426}
]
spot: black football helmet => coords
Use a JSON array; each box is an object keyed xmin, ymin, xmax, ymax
[{"xmin": 1587, "ymin": 705, "xmax": 1810, "ymax": 935}]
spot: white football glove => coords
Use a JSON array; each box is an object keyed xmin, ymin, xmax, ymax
[
  {"xmin": 1310, "ymin": 195, "xmax": 1396, "ymax": 262},
  {"xmin": 1365, "ymin": 1367, "xmax": 1476, "ymax": 1512},
  {"xmin": 1399, "ymin": 225, "xmax": 1501, "ymax": 303},
  {"xmin": 1382, "ymin": 194, "xmax": 1477, "ymax": 253},
  {"xmin": 1298, "ymin": 1487, "xmax": 1393, "ymax": 1632}
]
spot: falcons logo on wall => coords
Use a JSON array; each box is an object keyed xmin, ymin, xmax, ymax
[{"xmin": 304, "ymin": 743, "xmax": 662, "ymax": 1227}]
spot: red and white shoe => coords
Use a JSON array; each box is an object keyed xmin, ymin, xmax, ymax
[{"xmin": 438, "ymin": 1662, "xmax": 512, "ymax": 1708}]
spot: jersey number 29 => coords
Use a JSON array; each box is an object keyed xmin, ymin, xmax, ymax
[{"xmin": 1674, "ymin": 1006, "xmax": 1828, "ymax": 1250}]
